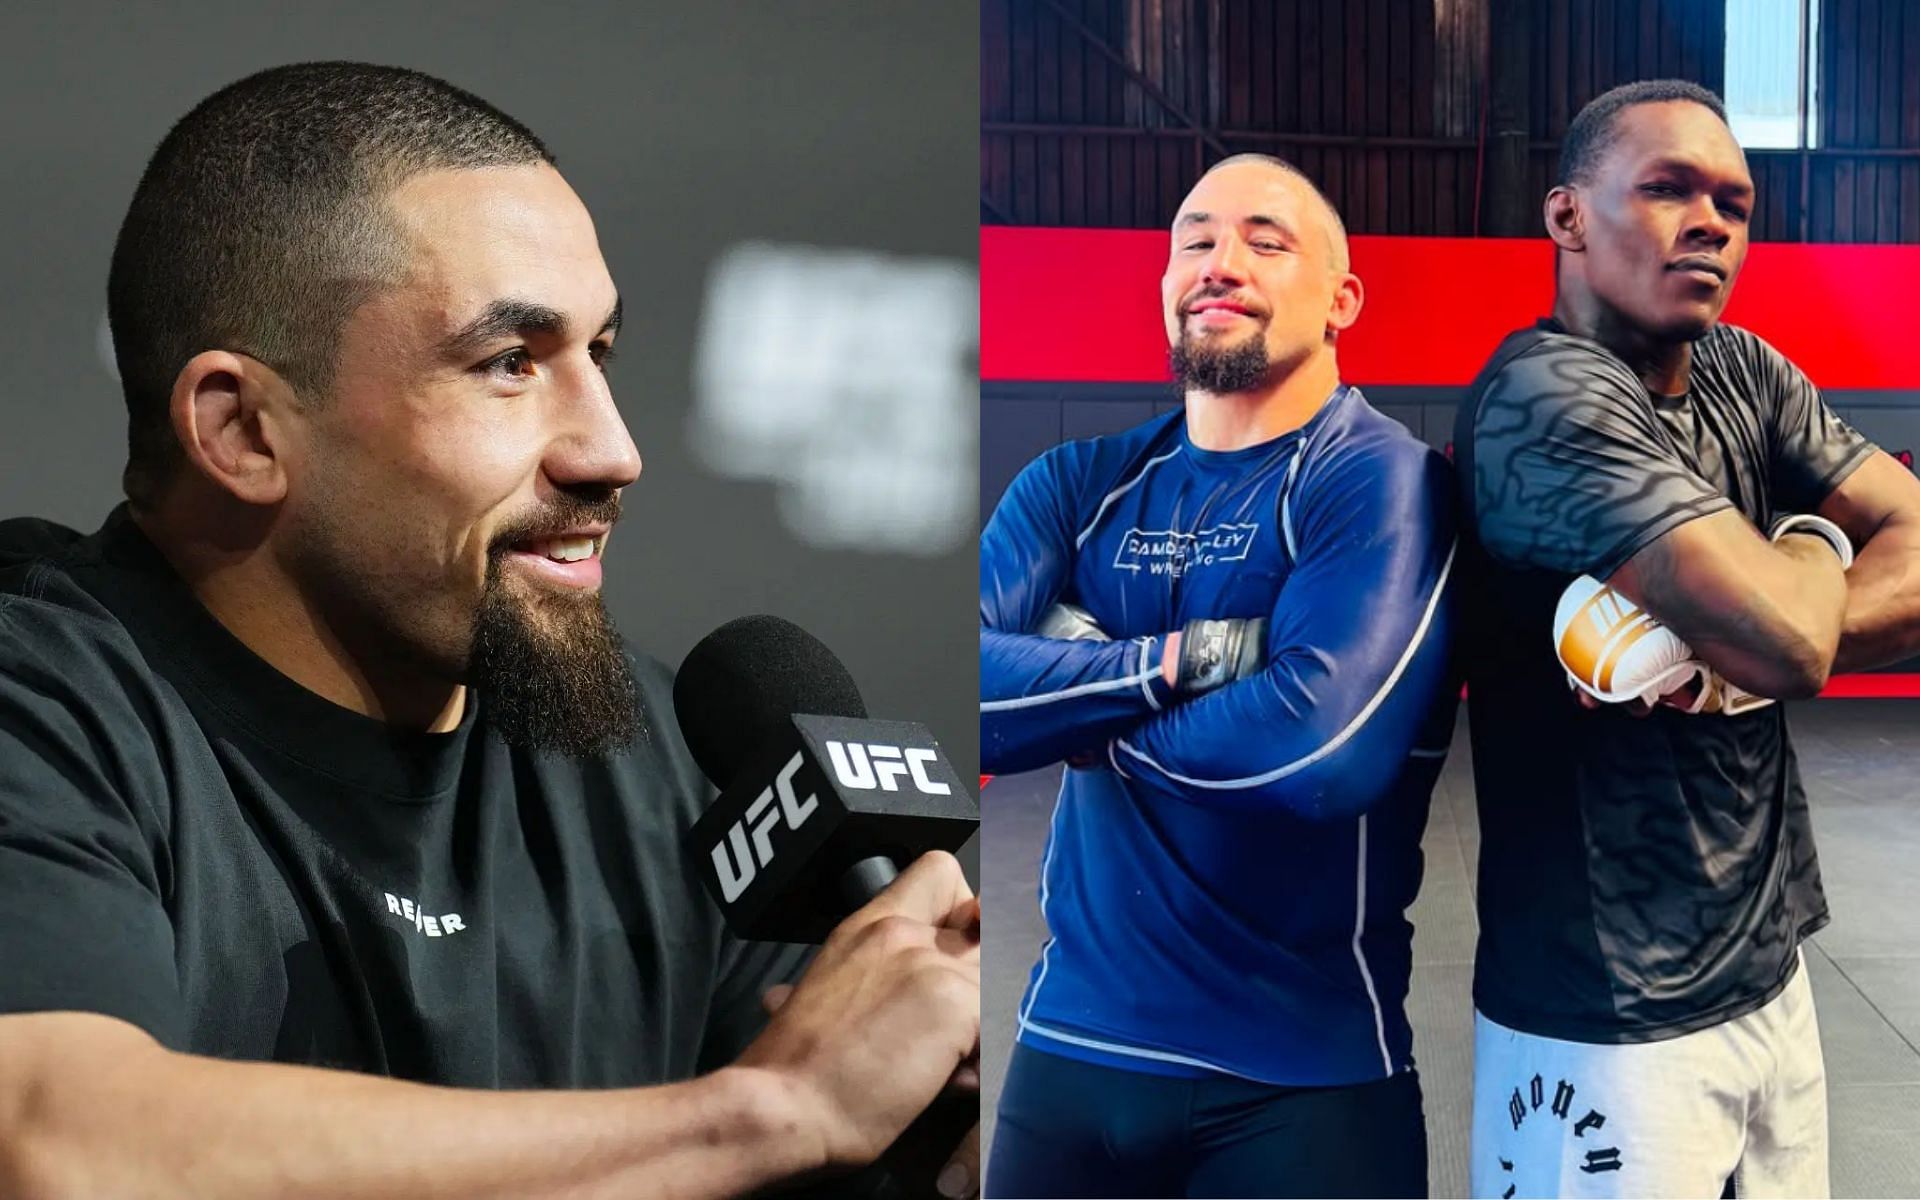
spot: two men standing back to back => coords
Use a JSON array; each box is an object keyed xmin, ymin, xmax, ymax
[{"xmin": 984, "ymin": 79, "xmax": 1920, "ymax": 1199}]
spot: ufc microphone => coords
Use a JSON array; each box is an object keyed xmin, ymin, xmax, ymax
[{"xmin": 674, "ymin": 615, "xmax": 978, "ymax": 943}]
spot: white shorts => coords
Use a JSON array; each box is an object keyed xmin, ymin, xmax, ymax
[{"xmin": 1470, "ymin": 952, "xmax": 1827, "ymax": 1199}]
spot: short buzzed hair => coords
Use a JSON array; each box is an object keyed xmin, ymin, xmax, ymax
[
  {"xmin": 1197, "ymin": 153, "xmax": 1352, "ymax": 271},
  {"xmin": 108, "ymin": 62, "xmax": 555, "ymax": 503},
  {"xmin": 1557, "ymin": 79, "xmax": 1730, "ymax": 186}
]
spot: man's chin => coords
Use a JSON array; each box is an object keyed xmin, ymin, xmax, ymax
[
  {"xmin": 468, "ymin": 577, "xmax": 641, "ymax": 757},
  {"xmin": 1170, "ymin": 334, "xmax": 1275, "ymax": 395},
  {"xmin": 1620, "ymin": 292, "xmax": 1726, "ymax": 345},
  {"xmin": 1654, "ymin": 308, "xmax": 1721, "ymax": 344},
  {"xmin": 1183, "ymin": 324, "xmax": 1262, "ymax": 351}
]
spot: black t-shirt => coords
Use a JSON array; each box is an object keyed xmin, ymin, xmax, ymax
[
  {"xmin": 0, "ymin": 507, "xmax": 808, "ymax": 1085},
  {"xmin": 1454, "ymin": 319, "xmax": 1873, "ymax": 1043}
]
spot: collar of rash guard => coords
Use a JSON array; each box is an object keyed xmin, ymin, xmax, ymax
[{"xmin": 1179, "ymin": 383, "xmax": 1349, "ymax": 468}]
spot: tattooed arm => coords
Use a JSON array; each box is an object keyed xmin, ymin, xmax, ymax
[
  {"xmin": 1818, "ymin": 450, "xmax": 1920, "ymax": 672},
  {"xmin": 1606, "ymin": 509, "xmax": 1849, "ymax": 699},
  {"xmin": 1469, "ymin": 332, "xmax": 1855, "ymax": 700},
  {"xmin": 1609, "ymin": 335, "xmax": 1920, "ymax": 684}
]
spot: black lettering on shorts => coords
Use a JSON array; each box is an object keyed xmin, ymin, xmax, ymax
[
  {"xmin": 1582, "ymin": 1147, "xmax": 1624, "ymax": 1174},
  {"xmin": 1490, "ymin": 1074, "xmax": 1627, "ymax": 1183}
]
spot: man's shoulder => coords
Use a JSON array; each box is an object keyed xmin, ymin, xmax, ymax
[
  {"xmin": 0, "ymin": 518, "xmax": 147, "ymax": 694},
  {"xmin": 1699, "ymin": 320, "xmax": 1769, "ymax": 356},
  {"xmin": 1313, "ymin": 388, "xmax": 1453, "ymax": 499},
  {"xmin": 1008, "ymin": 408, "xmax": 1185, "ymax": 518},
  {"xmin": 0, "ymin": 515, "xmax": 111, "ymax": 609},
  {"xmin": 1060, "ymin": 404, "xmax": 1183, "ymax": 449},
  {"xmin": 1476, "ymin": 322, "xmax": 1642, "ymax": 399},
  {"xmin": 0, "ymin": 515, "xmax": 92, "ymax": 574},
  {"xmin": 0, "ymin": 521, "xmax": 177, "ymax": 839},
  {"xmin": 1041, "ymin": 407, "xmax": 1184, "ymax": 477},
  {"xmin": 1695, "ymin": 322, "xmax": 1798, "ymax": 388},
  {"xmin": 1457, "ymin": 323, "xmax": 1650, "ymax": 457},
  {"xmin": 1330, "ymin": 387, "xmax": 1443, "ymax": 459}
]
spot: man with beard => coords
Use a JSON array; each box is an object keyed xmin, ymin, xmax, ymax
[
  {"xmin": 980, "ymin": 154, "xmax": 1458, "ymax": 1197},
  {"xmin": 0, "ymin": 64, "xmax": 980, "ymax": 1199},
  {"xmin": 1455, "ymin": 80, "xmax": 1920, "ymax": 1197}
]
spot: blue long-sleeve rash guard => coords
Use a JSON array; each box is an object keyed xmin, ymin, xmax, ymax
[{"xmin": 980, "ymin": 386, "xmax": 1460, "ymax": 1085}]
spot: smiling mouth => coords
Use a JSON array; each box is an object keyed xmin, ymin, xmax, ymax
[
  {"xmin": 497, "ymin": 531, "xmax": 610, "ymax": 592},
  {"xmin": 517, "ymin": 534, "xmax": 604, "ymax": 563},
  {"xmin": 1185, "ymin": 299, "xmax": 1264, "ymax": 327}
]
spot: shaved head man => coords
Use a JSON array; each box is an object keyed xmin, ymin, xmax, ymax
[
  {"xmin": 1455, "ymin": 79, "xmax": 1920, "ymax": 1198},
  {"xmin": 1162, "ymin": 154, "xmax": 1358, "ymax": 402},
  {"xmin": 0, "ymin": 62, "xmax": 979, "ymax": 1199},
  {"xmin": 981, "ymin": 156, "xmax": 1457, "ymax": 1197}
]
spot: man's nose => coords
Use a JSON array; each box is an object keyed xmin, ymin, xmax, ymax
[
  {"xmin": 1683, "ymin": 195, "xmax": 1733, "ymax": 246},
  {"xmin": 1200, "ymin": 234, "xmax": 1251, "ymax": 285},
  {"xmin": 546, "ymin": 370, "xmax": 643, "ymax": 492}
]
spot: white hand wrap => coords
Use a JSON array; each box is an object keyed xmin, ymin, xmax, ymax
[{"xmin": 1768, "ymin": 513, "xmax": 1854, "ymax": 569}]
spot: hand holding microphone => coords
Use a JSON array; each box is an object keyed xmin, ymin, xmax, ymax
[
  {"xmin": 737, "ymin": 851, "xmax": 980, "ymax": 1175},
  {"xmin": 673, "ymin": 616, "xmax": 980, "ymax": 1197}
]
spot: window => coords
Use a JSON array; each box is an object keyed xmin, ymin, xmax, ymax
[{"xmin": 1724, "ymin": 0, "xmax": 1818, "ymax": 149}]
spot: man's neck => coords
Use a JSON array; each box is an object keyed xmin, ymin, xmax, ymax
[
  {"xmin": 1552, "ymin": 292, "xmax": 1694, "ymax": 396},
  {"xmin": 131, "ymin": 506, "xmax": 467, "ymax": 733},
  {"xmin": 1184, "ymin": 349, "xmax": 1342, "ymax": 451}
]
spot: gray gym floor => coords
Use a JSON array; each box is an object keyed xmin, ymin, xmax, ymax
[{"xmin": 981, "ymin": 699, "xmax": 1920, "ymax": 1199}]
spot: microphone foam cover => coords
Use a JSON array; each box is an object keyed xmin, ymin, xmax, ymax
[{"xmin": 672, "ymin": 615, "xmax": 867, "ymax": 791}]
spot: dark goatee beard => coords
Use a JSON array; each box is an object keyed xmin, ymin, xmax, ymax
[
  {"xmin": 468, "ymin": 560, "xmax": 641, "ymax": 756},
  {"xmin": 1169, "ymin": 331, "xmax": 1273, "ymax": 395}
]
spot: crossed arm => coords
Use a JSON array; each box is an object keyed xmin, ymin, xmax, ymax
[
  {"xmin": 1607, "ymin": 450, "xmax": 1920, "ymax": 694},
  {"xmin": 980, "ymin": 445, "xmax": 1459, "ymax": 820},
  {"xmin": 1822, "ymin": 451, "xmax": 1920, "ymax": 672}
]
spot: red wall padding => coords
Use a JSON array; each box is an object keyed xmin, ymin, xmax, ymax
[{"xmin": 981, "ymin": 228, "xmax": 1920, "ymax": 389}]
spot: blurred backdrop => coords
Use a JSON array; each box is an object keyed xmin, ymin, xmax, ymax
[{"xmin": 0, "ymin": 2, "xmax": 979, "ymax": 875}]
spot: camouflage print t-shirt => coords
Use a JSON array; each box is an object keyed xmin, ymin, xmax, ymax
[{"xmin": 1454, "ymin": 318, "xmax": 1873, "ymax": 1043}]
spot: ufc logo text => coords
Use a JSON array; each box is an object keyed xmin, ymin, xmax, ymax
[
  {"xmin": 826, "ymin": 741, "xmax": 951, "ymax": 795},
  {"xmin": 709, "ymin": 752, "xmax": 818, "ymax": 904}
]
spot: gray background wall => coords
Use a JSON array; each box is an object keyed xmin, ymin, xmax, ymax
[{"xmin": 0, "ymin": 3, "xmax": 979, "ymax": 876}]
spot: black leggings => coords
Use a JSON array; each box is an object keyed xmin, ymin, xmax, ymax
[{"xmin": 985, "ymin": 1043, "xmax": 1428, "ymax": 1199}]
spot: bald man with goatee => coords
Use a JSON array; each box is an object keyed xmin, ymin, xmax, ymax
[{"xmin": 980, "ymin": 155, "xmax": 1459, "ymax": 1198}]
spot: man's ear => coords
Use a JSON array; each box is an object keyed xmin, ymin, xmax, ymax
[
  {"xmin": 167, "ymin": 350, "xmax": 293, "ymax": 506},
  {"xmin": 1544, "ymin": 185, "xmax": 1585, "ymax": 252},
  {"xmin": 1325, "ymin": 271, "xmax": 1364, "ymax": 338}
]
